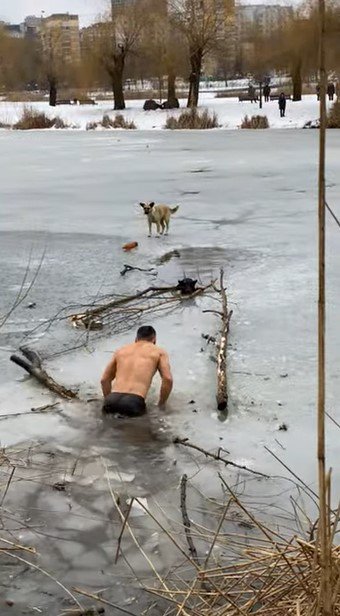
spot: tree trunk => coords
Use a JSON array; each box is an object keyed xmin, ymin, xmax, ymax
[
  {"xmin": 49, "ymin": 78, "xmax": 57, "ymax": 107},
  {"xmin": 158, "ymin": 77, "xmax": 163, "ymax": 104},
  {"xmin": 291, "ymin": 60, "xmax": 302, "ymax": 101},
  {"xmin": 112, "ymin": 50, "xmax": 126, "ymax": 111},
  {"xmin": 187, "ymin": 49, "xmax": 203, "ymax": 108},
  {"xmin": 167, "ymin": 71, "xmax": 176, "ymax": 101}
]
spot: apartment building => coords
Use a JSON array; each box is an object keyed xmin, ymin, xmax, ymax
[
  {"xmin": 41, "ymin": 13, "xmax": 81, "ymax": 64},
  {"xmin": 236, "ymin": 4, "xmax": 293, "ymax": 41}
]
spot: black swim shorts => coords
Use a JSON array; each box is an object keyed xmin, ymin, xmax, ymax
[{"xmin": 102, "ymin": 392, "xmax": 146, "ymax": 417}]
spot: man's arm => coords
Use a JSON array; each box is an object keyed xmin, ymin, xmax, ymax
[
  {"xmin": 100, "ymin": 354, "xmax": 117, "ymax": 397},
  {"xmin": 157, "ymin": 350, "xmax": 173, "ymax": 408}
]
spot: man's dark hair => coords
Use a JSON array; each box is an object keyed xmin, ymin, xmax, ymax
[{"xmin": 136, "ymin": 325, "xmax": 156, "ymax": 341}]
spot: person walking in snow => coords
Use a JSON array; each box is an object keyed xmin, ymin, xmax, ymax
[
  {"xmin": 327, "ymin": 82, "xmax": 335, "ymax": 101},
  {"xmin": 248, "ymin": 84, "xmax": 256, "ymax": 103},
  {"xmin": 316, "ymin": 84, "xmax": 320, "ymax": 100},
  {"xmin": 278, "ymin": 92, "xmax": 286, "ymax": 117},
  {"xmin": 263, "ymin": 84, "xmax": 271, "ymax": 102}
]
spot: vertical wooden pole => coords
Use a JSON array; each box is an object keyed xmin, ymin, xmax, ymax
[{"xmin": 317, "ymin": 0, "xmax": 330, "ymax": 612}]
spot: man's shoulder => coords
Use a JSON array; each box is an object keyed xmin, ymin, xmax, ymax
[
  {"xmin": 116, "ymin": 343, "xmax": 134, "ymax": 355},
  {"xmin": 155, "ymin": 346, "xmax": 168, "ymax": 358}
]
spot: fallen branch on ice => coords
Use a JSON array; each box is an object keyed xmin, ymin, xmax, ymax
[
  {"xmin": 120, "ymin": 264, "xmax": 157, "ymax": 277},
  {"xmin": 10, "ymin": 347, "xmax": 78, "ymax": 400},
  {"xmin": 173, "ymin": 438, "xmax": 269, "ymax": 479},
  {"xmin": 180, "ymin": 474, "xmax": 199, "ymax": 563},
  {"xmin": 215, "ymin": 269, "xmax": 233, "ymax": 412},
  {"xmin": 68, "ymin": 280, "xmax": 215, "ymax": 330}
]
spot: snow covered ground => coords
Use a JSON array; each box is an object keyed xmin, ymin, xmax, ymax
[{"xmin": 0, "ymin": 92, "xmax": 330, "ymax": 130}]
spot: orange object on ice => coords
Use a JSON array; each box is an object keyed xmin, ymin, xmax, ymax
[{"xmin": 122, "ymin": 241, "xmax": 138, "ymax": 251}]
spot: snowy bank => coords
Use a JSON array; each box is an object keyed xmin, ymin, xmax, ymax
[{"xmin": 0, "ymin": 92, "xmax": 328, "ymax": 130}]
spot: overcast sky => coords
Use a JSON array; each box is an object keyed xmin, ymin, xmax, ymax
[
  {"xmin": 1, "ymin": 0, "xmax": 294, "ymax": 27},
  {"xmin": 0, "ymin": 0, "xmax": 108, "ymax": 27}
]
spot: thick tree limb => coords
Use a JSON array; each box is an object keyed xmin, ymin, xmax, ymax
[
  {"xmin": 173, "ymin": 438, "xmax": 269, "ymax": 479},
  {"xmin": 180, "ymin": 474, "xmax": 199, "ymax": 563},
  {"xmin": 216, "ymin": 269, "xmax": 233, "ymax": 413},
  {"xmin": 10, "ymin": 347, "xmax": 78, "ymax": 400}
]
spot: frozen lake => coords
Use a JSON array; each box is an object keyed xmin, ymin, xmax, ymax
[{"xmin": 0, "ymin": 129, "xmax": 340, "ymax": 613}]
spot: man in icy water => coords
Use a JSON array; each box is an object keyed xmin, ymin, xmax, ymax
[{"xmin": 101, "ymin": 326, "xmax": 173, "ymax": 417}]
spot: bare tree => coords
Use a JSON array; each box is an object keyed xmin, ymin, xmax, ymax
[
  {"xmin": 40, "ymin": 23, "xmax": 67, "ymax": 106},
  {"xmin": 248, "ymin": 5, "xmax": 318, "ymax": 101},
  {"xmin": 40, "ymin": 16, "xmax": 81, "ymax": 106},
  {"xmin": 96, "ymin": 3, "xmax": 146, "ymax": 110},
  {"xmin": 170, "ymin": 0, "xmax": 231, "ymax": 107},
  {"xmin": 139, "ymin": 5, "xmax": 188, "ymax": 103},
  {"xmin": 0, "ymin": 27, "xmax": 39, "ymax": 91}
]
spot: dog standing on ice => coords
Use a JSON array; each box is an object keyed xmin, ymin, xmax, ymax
[{"xmin": 140, "ymin": 202, "xmax": 179, "ymax": 237}]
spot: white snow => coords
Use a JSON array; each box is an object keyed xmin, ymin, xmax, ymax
[{"xmin": 0, "ymin": 92, "xmax": 328, "ymax": 130}]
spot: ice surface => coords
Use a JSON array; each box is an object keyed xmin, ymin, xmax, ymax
[
  {"xmin": 0, "ymin": 129, "xmax": 339, "ymax": 478},
  {"xmin": 0, "ymin": 129, "xmax": 340, "ymax": 611}
]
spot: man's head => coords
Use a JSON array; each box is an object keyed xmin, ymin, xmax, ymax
[{"xmin": 136, "ymin": 325, "xmax": 156, "ymax": 344}]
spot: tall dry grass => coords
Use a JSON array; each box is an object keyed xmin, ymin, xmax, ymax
[
  {"xmin": 13, "ymin": 106, "xmax": 67, "ymax": 130},
  {"xmin": 241, "ymin": 114, "xmax": 269, "ymax": 129},
  {"xmin": 165, "ymin": 108, "xmax": 219, "ymax": 129}
]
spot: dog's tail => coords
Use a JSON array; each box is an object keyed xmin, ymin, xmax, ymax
[{"xmin": 170, "ymin": 206, "xmax": 179, "ymax": 214}]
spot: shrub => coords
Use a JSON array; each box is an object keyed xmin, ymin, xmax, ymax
[
  {"xmin": 241, "ymin": 114, "xmax": 269, "ymax": 129},
  {"xmin": 101, "ymin": 113, "xmax": 136, "ymax": 129},
  {"xmin": 53, "ymin": 116, "xmax": 68, "ymax": 129},
  {"xmin": 327, "ymin": 101, "xmax": 340, "ymax": 128},
  {"xmin": 0, "ymin": 121, "xmax": 11, "ymax": 129},
  {"xmin": 13, "ymin": 106, "xmax": 67, "ymax": 130},
  {"xmin": 86, "ymin": 121, "xmax": 98, "ymax": 130},
  {"xmin": 165, "ymin": 108, "xmax": 218, "ymax": 129}
]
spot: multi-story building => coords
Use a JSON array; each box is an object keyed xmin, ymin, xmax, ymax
[
  {"xmin": 24, "ymin": 15, "xmax": 42, "ymax": 39},
  {"xmin": 236, "ymin": 4, "xmax": 293, "ymax": 41},
  {"xmin": 2, "ymin": 23, "xmax": 24, "ymax": 38},
  {"xmin": 0, "ymin": 16, "xmax": 42, "ymax": 39},
  {"xmin": 80, "ymin": 21, "xmax": 107, "ymax": 55},
  {"xmin": 111, "ymin": 0, "xmax": 134, "ymax": 11},
  {"xmin": 41, "ymin": 13, "xmax": 81, "ymax": 65},
  {"xmin": 111, "ymin": 0, "xmax": 167, "ymax": 15},
  {"xmin": 202, "ymin": 0, "xmax": 237, "ymax": 79}
]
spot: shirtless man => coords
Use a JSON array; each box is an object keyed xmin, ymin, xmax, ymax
[{"xmin": 100, "ymin": 325, "xmax": 173, "ymax": 417}]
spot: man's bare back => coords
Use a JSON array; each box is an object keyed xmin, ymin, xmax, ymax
[{"xmin": 101, "ymin": 326, "xmax": 173, "ymax": 416}]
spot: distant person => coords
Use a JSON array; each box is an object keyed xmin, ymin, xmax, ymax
[
  {"xmin": 263, "ymin": 84, "xmax": 271, "ymax": 102},
  {"xmin": 248, "ymin": 84, "xmax": 256, "ymax": 103},
  {"xmin": 101, "ymin": 326, "xmax": 173, "ymax": 417},
  {"xmin": 278, "ymin": 92, "xmax": 286, "ymax": 117},
  {"xmin": 316, "ymin": 84, "xmax": 320, "ymax": 101},
  {"xmin": 327, "ymin": 82, "xmax": 335, "ymax": 101}
]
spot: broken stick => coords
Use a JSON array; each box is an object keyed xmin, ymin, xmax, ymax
[
  {"xmin": 174, "ymin": 438, "xmax": 269, "ymax": 479},
  {"xmin": 180, "ymin": 474, "xmax": 199, "ymax": 563},
  {"xmin": 120, "ymin": 264, "xmax": 156, "ymax": 277},
  {"xmin": 10, "ymin": 347, "xmax": 78, "ymax": 400}
]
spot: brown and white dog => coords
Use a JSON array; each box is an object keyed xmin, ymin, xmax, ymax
[{"xmin": 140, "ymin": 202, "xmax": 179, "ymax": 237}]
